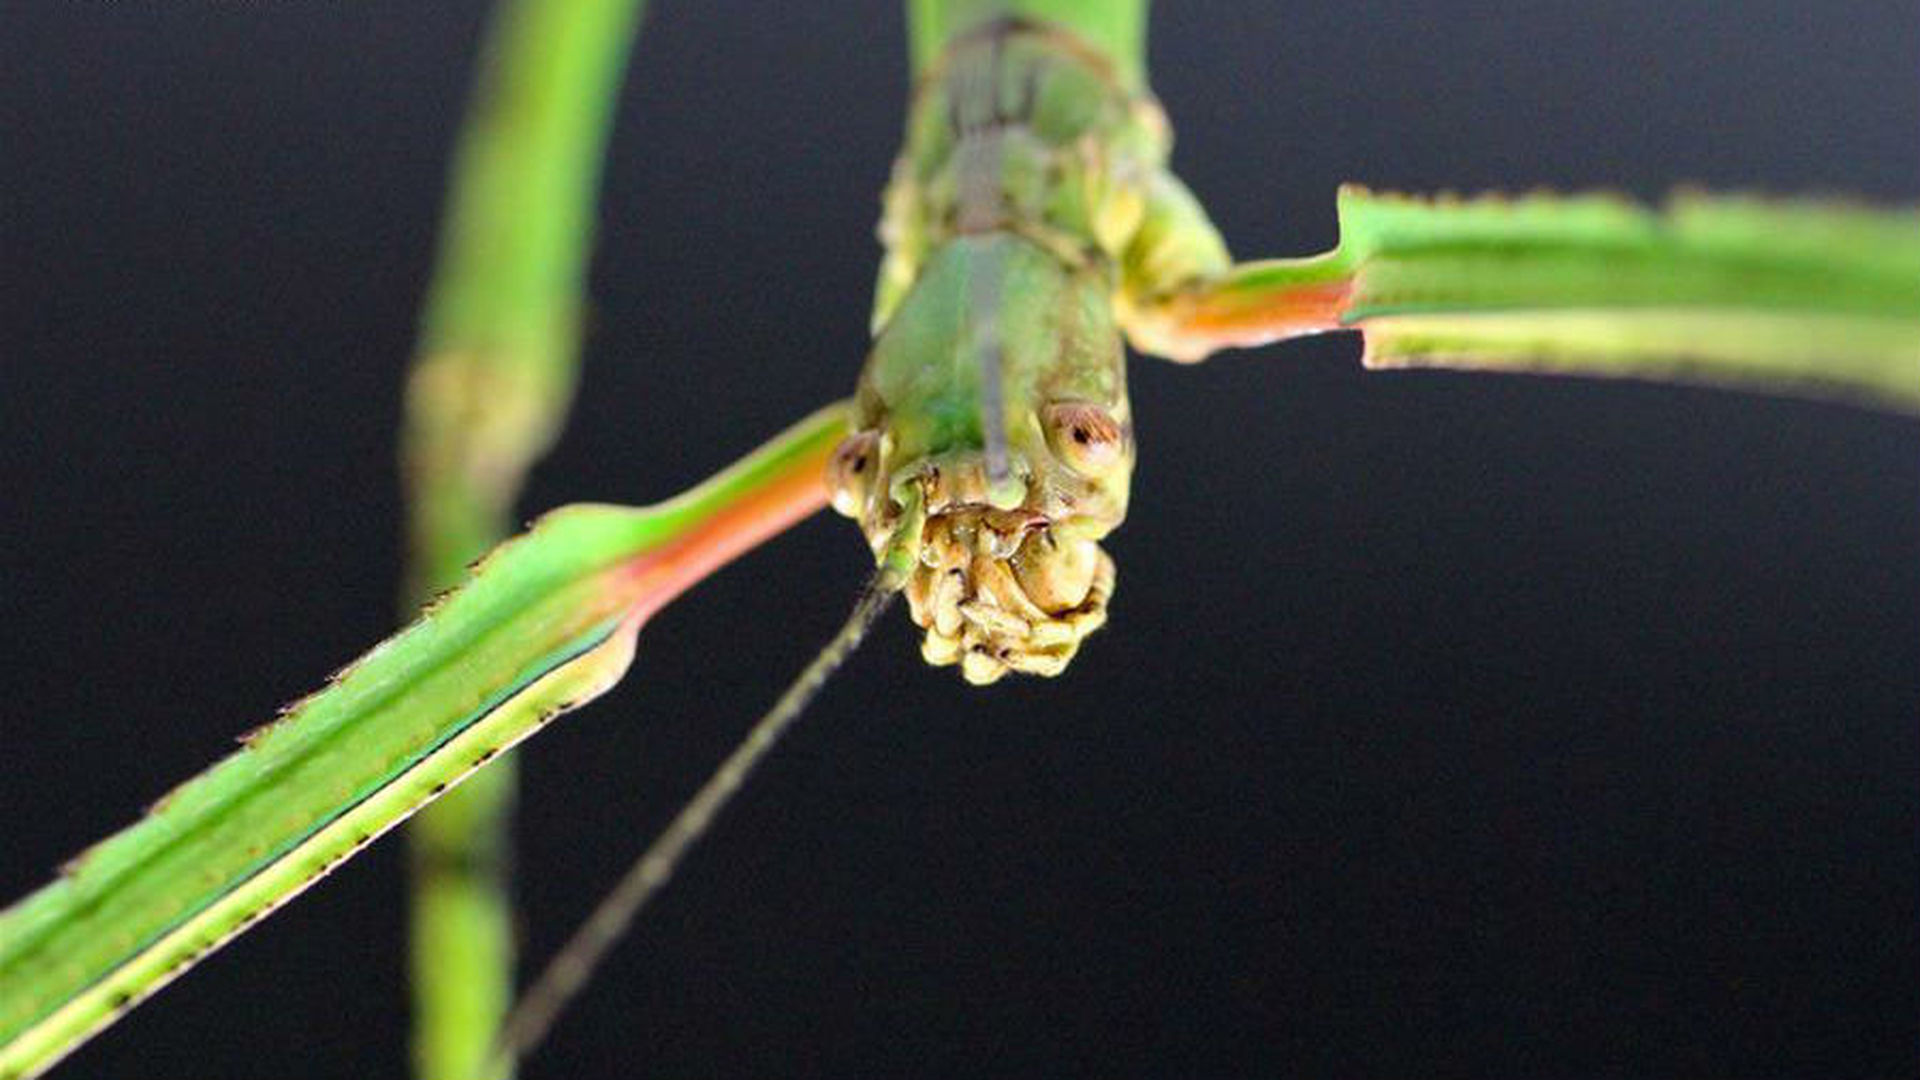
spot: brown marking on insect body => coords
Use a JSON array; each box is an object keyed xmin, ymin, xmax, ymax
[
  {"xmin": 355, "ymin": 833, "xmax": 373, "ymax": 848},
  {"xmin": 471, "ymin": 746, "xmax": 500, "ymax": 768},
  {"xmin": 109, "ymin": 990, "xmax": 133, "ymax": 1012},
  {"xmin": 430, "ymin": 782, "xmax": 448, "ymax": 795},
  {"xmin": 265, "ymin": 680, "xmax": 332, "ymax": 728},
  {"xmin": 418, "ymin": 580, "xmax": 460, "ymax": 615}
]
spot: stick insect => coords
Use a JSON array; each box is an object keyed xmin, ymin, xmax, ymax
[{"xmin": 2, "ymin": 1, "xmax": 1915, "ymax": 1077}]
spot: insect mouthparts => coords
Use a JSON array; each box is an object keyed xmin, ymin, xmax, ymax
[{"xmin": 904, "ymin": 508, "xmax": 1115, "ymax": 684}]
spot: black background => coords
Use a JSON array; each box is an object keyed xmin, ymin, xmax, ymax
[{"xmin": 4, "ymin": 2, "xmax": 1917, "ymax": 1077}]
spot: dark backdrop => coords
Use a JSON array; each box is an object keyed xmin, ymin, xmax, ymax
[{"xmin": 3, "ymin": 2, "xmax": 1916, "ymax": 1077}]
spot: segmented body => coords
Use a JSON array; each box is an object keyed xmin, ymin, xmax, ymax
[{"xmin": 829, "ymin": 12, "xmax": 1225, "ymax": 683}]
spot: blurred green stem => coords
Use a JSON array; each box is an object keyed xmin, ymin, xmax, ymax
[{"xmin": 400, "ymin": 0, "xmax": 649, "ymax": 1077}]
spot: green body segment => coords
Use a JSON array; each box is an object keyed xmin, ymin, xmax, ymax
[
  {"xmin": 400, "ymin": 0, "xmax": 651, "ymax": 1074},
  {"xmin": 405, "ymin": 0, "xmax": 652, "ymax": 602},
  {"xmin": 0, "ymin": 618, "xmax": 633, "ymax": 1080},
  {"xmin": 1361, "ymin": 310, "xmax": 1920, "ymax": 406},
  {"xmin": 414, "ymin": 0, "xmax": 646, "ymax": 363},
  {"xmin": 1131, "ymin": 184, "xmax": 1920, "ymax": 412},
  {"xmin": 0, "ymin": 404, "xmax": 848, "ymax": 1080},
  {"xmin": 876, "ymin": 2, "xmax": 1175, "ymax": 336},
  {"xmin": 840, "ymin": 1, "xmax": 1228, "ymax": 682},
  {"xmin": 909, "ymin": 0, "xmax": 1146, "ymax": 89},
  {"xmin": 860, "ymin": 235, "xmax": 1129, "ymax": 493},
  {"xmin": 1336, "ymin": 188, "xmax": 1920, "ymax": 322},
  {"xmin": 1334, "ymin": 189, "xmax": 1920, "ymax": 408}
]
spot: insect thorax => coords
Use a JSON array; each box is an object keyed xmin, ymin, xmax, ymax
[
  {"xmin": 830, "ymin": 18, "xmax": 1169, "ymax": 684},
  {"xmin": 870, "ymin": 17, "xmax": 1173, "ymax": 335}
]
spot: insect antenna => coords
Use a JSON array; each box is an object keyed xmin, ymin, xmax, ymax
[
  {"xmin": 484, "ymin": 493, "xmax": 927, "ymax": 1077},
  {"xmin": 979, "ymin": 335, "xmax": 1010, "ymax": 488},
  {"xmin": 964, "ymin": 230, "xmax": 1011, "ymax": 489}
]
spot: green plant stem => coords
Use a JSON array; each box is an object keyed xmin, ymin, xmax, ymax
[{"xmin": 399, "ymin": 0, "xmax": 650, "ymax": 1077}]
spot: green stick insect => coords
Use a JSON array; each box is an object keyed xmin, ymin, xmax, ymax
[{"xmin": 3, "ymin": 1, "xmax": 1915, "ymax": 1077}]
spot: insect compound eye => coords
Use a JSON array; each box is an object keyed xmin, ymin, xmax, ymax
[
  {"xmin": 1042, "ymin": 401, "xmax": 1127, "ymax": 477},
  {"xmin": 826, "ymin": 430, "xmax": 882, "ymax": 518}
]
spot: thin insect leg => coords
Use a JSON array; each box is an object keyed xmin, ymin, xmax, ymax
[{"xmin": 487, "ymin": 493, "xmax": 927, "ymax": 1078}]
